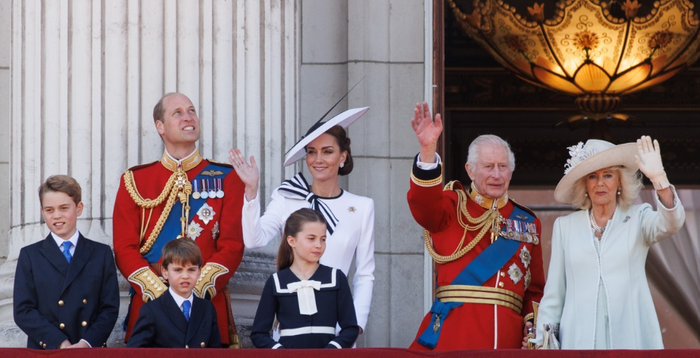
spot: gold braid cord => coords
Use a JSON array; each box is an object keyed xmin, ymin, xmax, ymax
[
  {"xmin": 128, "ymin": 267, "xmax": 167, "ymax": 302},
  {"xmin": 424, "ymin": 186, "xmax": 501, "ymax": 264},
  {"xmin": 123, "ymin": 169, "xmax": 192, "ymax": 255},
  {"xmin": 194, "ymin": 262, "xmax": 229, "ymax": 299}
]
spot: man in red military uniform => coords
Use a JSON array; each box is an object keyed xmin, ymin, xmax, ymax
[
  {"xmin": 407, "ymin": 102, "xmax": 545, "ymax": 350},
  {"xmin": 113, "ymin": 93, "xmax": 245, "ymax": 347}
]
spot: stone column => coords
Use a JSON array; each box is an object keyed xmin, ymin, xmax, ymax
[
  {"xmin": 345, "ymin": 0, "xmax": 430, "ymax": 347},
  {"xmin": 0, "ymin": 0, "xmax": 10, "ymax": 266},
  {"xmin": 299, "ymin": 0, "xmax": 430, "ymax": 347},
  {"xmin": 0, "ymin": 0, "xmax": 299, "ymax": 347}
]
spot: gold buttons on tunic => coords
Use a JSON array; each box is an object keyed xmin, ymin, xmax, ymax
[
  {"xmin": 59, "ymin": 323, "xmax": 65, "ymax": 329},
  {"xmin": 498, "ymin": 282, "xmax": 504, "ymax": 288},
  {"xmin": 500, "ymin": 272, "xmax": 506, "ymax": 277},
  {"xmin": 82, "ymin": 321, "xmax": 87, "ymax": 327},
  {"xmin": 58, "ymin": 300, "xmax": 64, "ymax": 306},
  {"xmin": 185, "ymin": 345, "xmax": 189, "ymax": 349},
  {"xmin": 201, "ymin": 342, "xmax": 205, "ymax": 347},
  {"xmin": 43, "ymin": 343, "xmax": 47, "ymax": 348},
  {"xmin": 83, "ymin": 299, "xmax": 87, "ymax": 304}
]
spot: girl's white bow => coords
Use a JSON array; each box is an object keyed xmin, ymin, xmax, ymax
[{"xmin": 287, "ymin": 280, "xmax": 322, "ymax": 315}]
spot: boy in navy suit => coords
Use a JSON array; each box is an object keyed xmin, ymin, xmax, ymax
[
  {"xmin": 13, "ymin": 175, "xmax": 120, "ymax": 349},
  {"xmin": 127, "ymin": 238, "xmax": 221, "ymax": 348}
]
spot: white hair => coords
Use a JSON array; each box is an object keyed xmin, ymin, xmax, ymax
[{"xmin": 466, "ymin": 134, "xmax": 516, "ymax": 171}]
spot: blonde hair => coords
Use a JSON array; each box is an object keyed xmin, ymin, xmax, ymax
[{"xmin": 570, "ymin": 167, "xmax": 643, "ymax": 210}]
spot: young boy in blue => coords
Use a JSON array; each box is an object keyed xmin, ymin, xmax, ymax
[
  {"xmin": 127, "ymin": 238, "xmax": 221, "ymax": 348},
  {"xmin": 251, "ymin": 208, "xmax": 359, "ymax": 348},
  {"xmin": 13, "ymin": 175, "xmax": 120, "ymax": 349}
]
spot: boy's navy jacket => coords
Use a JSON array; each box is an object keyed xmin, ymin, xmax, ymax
[
  {"xmin": 13, "ymin": 234, "xmax": 120, "ymax": 349},
  {"xmin": 126, "ymin": 290, "xmax": 221, "ymax": 348}
]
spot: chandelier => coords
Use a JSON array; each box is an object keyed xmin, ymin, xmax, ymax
[{"xmin": 448, "ymin": 0, "xmax": 700, "ymax": 136}]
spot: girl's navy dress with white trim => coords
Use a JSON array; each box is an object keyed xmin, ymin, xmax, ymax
[{"xmin": 251, "ymin": 264, "xmax": 359, "ymax": 348}]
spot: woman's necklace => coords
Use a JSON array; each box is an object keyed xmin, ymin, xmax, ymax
[{"xmin": 589, "ymin": 209, "xmax": 608, "ymax": 235}]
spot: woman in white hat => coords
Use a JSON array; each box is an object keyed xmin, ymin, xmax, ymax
[
  {"xmin": 533, "ymin": 135, "xmax": 685, "ymax": 349},
  {"xmin": 228, "ymin": 107, "xmax": 375, "ymax": 337}
]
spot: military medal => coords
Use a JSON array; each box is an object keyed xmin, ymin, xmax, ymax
[
  {"xmin": 216, "ymin": 178, "xmax": 224, "ymax": 198},
  {"xmin": 197, "ymin": 203, "xmax": 216, "ymax": 225},
  {"xmin": 520, "ymin": 246, "xmax": 531, "ymax": 268},
  {"xmin": 192, "ymin": 180, "xmax": 201, "ymax": 200},
  {"xmin": 201, "ymin": 179, "xmax": 209, "ymax": 199},
  {"xmin": 187, "ymin": 222, "xmax": 203, "ymax": 240},
  {"xmin": 208, "ymin": 179, "xmax": 216, "ymax": 198},
  {"xmin": 212, "ymin": 222, "xmax": 220, "ymax": 241},
  {"xmin": 508, "ymin": 263, "xmax": 523, "ymax": 284},
  {"xmin": 433, "ymin": 314, "xmax": 441, "ymax": 334},
  {"xmin": 500, "ymin": 218, "xmax": 539, "ymax": 244}
]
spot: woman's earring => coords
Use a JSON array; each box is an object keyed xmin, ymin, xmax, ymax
[
  {"xmin": 585, "ymin": 192, "xmax": 588, "ymax": 197},
  {"xmin": 340, "ymin": 162, "xmax": 345, "ymax": 168},
  {"xmin": 617, "ymin": 187, "xmax": 621, "ymax": 195}
]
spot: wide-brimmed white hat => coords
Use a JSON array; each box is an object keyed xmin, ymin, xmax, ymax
[
  {"xmin": 283, "ymin": 106, "xmax": 369, "ymax": 166},
  {"xmin": 554, "ymin": 139, "xmax": 638, "ymax": 204}
]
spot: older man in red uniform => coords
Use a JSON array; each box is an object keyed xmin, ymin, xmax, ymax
[
  {"xmin": 407, "ymin": 102, "xmax": 545, "ymax": 350},
  {"xmin": 113, "ymin": 93, "xmax": 245, "ymax": 347}
]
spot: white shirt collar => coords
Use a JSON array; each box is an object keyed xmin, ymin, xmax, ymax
[
  {"xmin": 169, "ymin": 286, "xmax": 193, "ymax": 310},
  {"xmin": 51, "ymin": 230, "xmax": 80, "ymax": 252}
]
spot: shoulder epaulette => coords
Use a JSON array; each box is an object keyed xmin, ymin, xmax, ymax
[
  {"xmin": 206, "ymin": 159, "xmax": 233, "ymax": 168},
  {"xmin": 443, "ymin": 180, "xmax": 464, "ymax": 192},
  {"xmin": 127, "ymin": 161, "xmax": 159, "ymax": 172},
  {"xmin": 510, "ymin": 197, "xmax": 537, "ymax": 218}
]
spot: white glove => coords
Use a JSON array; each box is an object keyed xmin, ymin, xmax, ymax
[{"xmin": 635, "ymin": 135, "xmax": 670, "ymax": 190}]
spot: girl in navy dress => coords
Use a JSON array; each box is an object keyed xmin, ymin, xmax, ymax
[{"xmin": 251, "ymin": 208, "xmax": 359, "ymax": 348}]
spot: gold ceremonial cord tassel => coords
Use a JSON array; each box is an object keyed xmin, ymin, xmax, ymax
[
  {"xmin": 124, "ymin": 167, "xmax": 192, "ymax": 254},
  {"xmin": 424, "ymin": 188, "xmax": 502, "ymax": 264},
  {"xmin": 174, "ymin": 168, "xmax": 193, "ymax": 239},
  {"xmin": 528, "ymin": 302, "xmax": 540, "ymax": 349}
]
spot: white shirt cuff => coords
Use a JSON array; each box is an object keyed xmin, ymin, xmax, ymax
[{"xmin": 416, "ymin": 153, "xmax": 441, "ymax": 170}]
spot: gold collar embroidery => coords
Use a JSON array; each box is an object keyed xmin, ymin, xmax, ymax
[
  {"xmin": 161, "ymin": 149, "xmax": 202, "ymax": 172},
  {"xmin": 467, "ymin": 183, "xmax": 508, "ymax": 210}
]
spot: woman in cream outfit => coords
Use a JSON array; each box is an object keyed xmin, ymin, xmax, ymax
[
  {"xmin": 229, "ymin": 108, "xmax": 374, "ymax": 334},
  {"xmin": 534, "ymin": 136, "xmax": 685, "ymax": 349}
]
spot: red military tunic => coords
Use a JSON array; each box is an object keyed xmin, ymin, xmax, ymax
[
  {"xmin": 407, "ymin": 159, "xmax": 545, "ymax": 350},
  {"xmin": 113, "ymin": 150, "xmax": 245, "ymax": 346}
]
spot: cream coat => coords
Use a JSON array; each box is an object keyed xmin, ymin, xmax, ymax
[{"xmin": 536, "ymin": 191, "xmax": 685, "ymax": 349}]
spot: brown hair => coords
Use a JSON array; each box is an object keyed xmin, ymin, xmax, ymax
[
  {"xmin": 277, "ymin": 208, "xmax": 326, "ymax": 271},
  {"xmin": 38, "ymin": 175, "xmax": 82, "ymax": 206},
  {"xmin": 324, "ymin": 125, "xmax": 353, "ymax": 176},
  {"xmin": 162, "ymin": 238, "xmax": 203, "ymax": 269},
  {"xmin": 153, "ymin": 92, "xmax": 179, "ymax": 123}
]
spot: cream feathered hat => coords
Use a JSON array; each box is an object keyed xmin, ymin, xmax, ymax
[{"xmin": 554, "ymin": 139, "xmax": 638, "ymax": 204}]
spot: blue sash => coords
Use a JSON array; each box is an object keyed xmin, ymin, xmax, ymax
[
  {"xmin": 417, "ymin": 204, "xmax": 534, "ymax": 349},
  {"xmin": 143, "ymin": 163, "xmax": 232, "ymax": 263}
]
